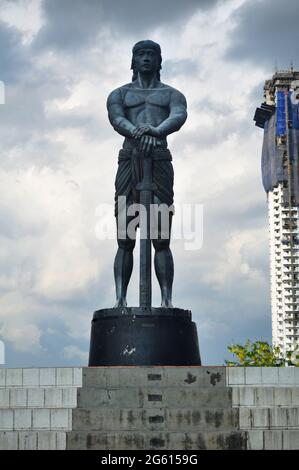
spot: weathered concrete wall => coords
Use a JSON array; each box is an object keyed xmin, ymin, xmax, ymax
[
  {"xmin": 226, "ymin": 367, "xmax": 299, "ymax": 450},
  {"xmin": 0, "ymin": 367, "xmax": 81, "ymax": 450},
  {"xmin": 227, "ymin": 367, "xmax": 299, "ymax": 386},
  {"xmin": 0, "ymin": 366, "xmax": 298, "ymax": 450}
]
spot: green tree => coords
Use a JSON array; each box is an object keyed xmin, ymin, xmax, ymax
[{"xmin": 225, "ymin": 340, "xmax": 299, "ymax": 367}]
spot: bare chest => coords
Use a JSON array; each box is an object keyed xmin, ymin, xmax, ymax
[{"xmin": 123, "ymin": 89, "xmax": 171, "ymax": 111}]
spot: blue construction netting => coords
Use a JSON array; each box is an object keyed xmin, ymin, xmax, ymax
[
  {"xmin": 261, "ymin": 111, "xmax": 299, "ymax": 205},
  {"xmin": 276, "ymin": 91, "xmax": 286, "ymax": 136}
]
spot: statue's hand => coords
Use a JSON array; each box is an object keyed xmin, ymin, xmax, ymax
[
  {"xmin": 132, "ymin": 124, "xmax": 159, "ymax": 139},
  {"xmin": 140, "ymin": 135, "xmax": 157, "ymax": 155}
]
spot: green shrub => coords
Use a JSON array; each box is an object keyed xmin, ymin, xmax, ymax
[{"xmin": 225, "ymin": 340, "xmax": 299, "ymax": 367}]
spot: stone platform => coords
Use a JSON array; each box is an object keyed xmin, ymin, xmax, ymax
[
  {"xmin": 89, "ymin": 307, "xmax": 201, "ymax": 366},
  {"xmin": 0, "ymin": 366, "xmax": 298, "ymax": 450}
]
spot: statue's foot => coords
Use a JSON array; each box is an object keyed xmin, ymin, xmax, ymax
[
  {"xmin": 161, "ymin": 298, "xmax": 173, "ymax": 308},
  {"xmin": 114, "ymin": 298, "xmax": 127, "ymax": 308}
]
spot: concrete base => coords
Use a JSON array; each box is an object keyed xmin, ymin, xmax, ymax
[
  {"xmin": 88, "ymin": 307, "xmax": 201, "ymax": 366},
  {"xmin": 0, "ymin": 366, "xmax": 299, "ymax": 450}
]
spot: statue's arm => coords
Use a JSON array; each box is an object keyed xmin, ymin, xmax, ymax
[
  {"xmin": 155, "ymin": 90, "xmax": 187, "ymax": 137},
  {"xmin": 107, "ymin": 88, "xmax": 136, "ymax": 138}
]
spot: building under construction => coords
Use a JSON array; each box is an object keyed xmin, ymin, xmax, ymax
[{"xmin": 254, "ymin": 69, "xmax": 299, "ymax": 357}]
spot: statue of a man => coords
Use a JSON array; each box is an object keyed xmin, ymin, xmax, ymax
[{"xmin": 107, "ymin": 40, "xmax": 187, "ymax": 308}]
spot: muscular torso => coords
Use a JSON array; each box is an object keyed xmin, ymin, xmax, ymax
[
  {"xmin": 107, "ymin": 79, "xmax": 187, "ymax": 150},
  {"xmin": 120, "ymin": 83, "xmax": 173, "ymax": 149}
]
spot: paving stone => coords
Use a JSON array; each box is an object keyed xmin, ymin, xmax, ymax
[
  {"xmin": 278, "ymin": 368, "xmax": 295, "ymax": 386},
  {"xmin": 37, "ymin": 431, "xmax": 57, "ymax": 450},
  {"xmin": 239, "ymin": 387, "xmax": 255, "ymax": 406},
  {"xmin": 261, "ymin": 368, "xmax": 279, "ymax": 385},
  {"xmin": 274, "ymin": 388, "xmax": 292, "ymax": 406},
  {"xmin": 50, "ymin": 409, "xmax": 71, "ymax": 430},
  {"xmin": 246, "ymin": 430, "xmax": 264, "ymax": 450},
  {"xmin": 0, "ymin": 389, "xmax": 9, "ymax": 407},
  {"xmin": 269, "ymin": 408, "xmax": 288, "ymax": 428},
  {"xmin": 251, "ymin": 408, "xmax": 269, "ymax": 428},
  {"xmin": 62, "ymin": 388, "xmax": 77, "ymax": 407},
  {"xmin": 0, "ymin": 431, "xmax": 18, "ymax": 449},
  {"xmin": 239, "ymin": 408, "xmax": 251, "ymax": 428},
  {"xmin": 255, "ymin": 387, "xmax": 275, "ymax": 406},
  {"xmin": 23, "ymin": 369, "xmax": 39, "ymax": 387},
  {"xmin": 14, "ymin": 409, "xmax": 32, "ymax": 430},
  {"xmin": 0, "ymin": 369, "xmax": 5, "ymax": 387},
  {"xmin": 56, "ymin": 431, "xmax": 67, "ymax": 450},
  {"xmin": 10, "ymin": 388, "xmax": 27, "ymax": 407},
  {"xmin": 6, "ymin": 369, "xmax": 22, "ymax": 387},
  {"xmin": 282, "ymin": 430, "xmax": 299, "ymax": 450},
  {"xmin": 27, "ymin": 388, "xmax": 44, "ymax": 407},
  {"xmin": 32, "ymin": 409, "xmax": 50, "ymax": 430},
  {"xmin": 56, "ymin": 368, "xmax": 73, "ymax": 386},
  {"xmin": 245, "ymin": 368, "xmax": 262, "ymax": 385},
  {"xmin": 39, "ymin": 368, "xmax": 56, "ymax": 387},
  {"xmin": 73, "ymin": 368, "xmax": 82, "ymax": 387},
  {"xmin": 18, "ymin": 431, "xmax": 38, "ymax": 450},
  {"xmin": 0, "ymin": 410, "xmax": 13, "ymax": 430},
  {"xmin": 227, "ymin": 368, "xmax": 245, "ymax": 386},
  {"xmin": 44, "ymin": 388, "xmax": 62, "ymax": 408},
  {"xmin": 264, "ymin": 430, "xmax": 283, "ymax": 450}
]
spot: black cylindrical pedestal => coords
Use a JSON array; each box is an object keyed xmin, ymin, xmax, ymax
[{"xmin": 88, "ymin": 307, "xmax": 201, "ymax": 366}]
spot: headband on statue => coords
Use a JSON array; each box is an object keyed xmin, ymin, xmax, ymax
[
  {"xmin": 131, "ymin": 40, "xmax": 162, "ymax": 81},
  {"xmin": 132, "ymin": 40, "xmax": 161, "ymax": 56}
]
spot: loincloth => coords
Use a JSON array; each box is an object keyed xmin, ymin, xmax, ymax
[{"xmin": 114, "ymin": 147, "xmax": 174, "ymax": 217}]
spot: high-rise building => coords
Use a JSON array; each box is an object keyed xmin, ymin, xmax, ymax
[{"xmin": 254, "ymin": 69, "xmax": 299, "ymax": 357}]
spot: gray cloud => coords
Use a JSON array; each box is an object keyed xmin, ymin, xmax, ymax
[
  {"xmin": 100, "ymin": 0, "xmax": 216, "ymax": 34},
  {"xmin": 0, "ymin": 46, "xmax": 109, "ymax": 171},
  {"xmin": 174, "ymin": 110, "xmax": 252, "ymax": 155},
  {"xmin": 226, "ymin": 0, "xmax": 299, "ymax": 69},
  {"xmin": 34, "ymin": 0, "xmax": 104, "ymax": 51},
  {"xmin": 34, "ymin": 0, "xmax": 220, "ymax": 51},
  {"xmin": 163, "ymin": 59, "xmax": 199, "ymax": 79},
  {"xmin": 0, "ymin": 20, "xmax": 29, "ymax": 82}
]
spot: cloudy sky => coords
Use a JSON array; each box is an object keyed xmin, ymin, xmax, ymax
[{"xmin": 0, "ymin": 0, "xmax": 298, "ymax": 367}]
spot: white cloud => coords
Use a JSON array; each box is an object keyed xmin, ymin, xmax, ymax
[
  {"xmin": 0, "ymin": 321, "xmax": 43, "ymax": 353},
  {"xmin": 63, "ymin": 344, "xmax": 88, "ymax": 362},
  {"xmin": 0, "ymin": 0, "xmax": 43, "ymax": 44}
]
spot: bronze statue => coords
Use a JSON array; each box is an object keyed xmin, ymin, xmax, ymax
[
  {"xmin": 89, "ymin": 41, "xmax": 200, "ymax": 367},
  {"xmin": 107, "ymin": 40, "xmax": 187, "ymax": 308}
]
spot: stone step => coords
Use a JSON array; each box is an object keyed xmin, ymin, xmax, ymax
[
  {"xmin": 77, "ymin": 386, "xmax": 232, "ymax": 409},
  {"xmin": 83, "ymin": 367, "xmax": 225, "ymax": 388},
  {"xmin": 0, "ymin": 430, "xmax": 67, "ymax": 450},
  {"xmin": 66, "ymin": 430, "xmax": 247, "ymax": 450},
  {"xmin": 72, "ymin": 407, "xmax": 239, "ymax": 432},
  {"xmin": 239, "ymin": 407, "xmax": 299, "ymax": 429},
  {"xmin": 247, "ymin": 429, "xmax": 299, "ymax": 450},
  {"xmin": 1, "ymin": 367, "xmax": 299, "ymax": 389},
  {"xmin": 0, "ymin": 408, "xmax": 72, "ymax": 431},
  {"xmin": 1, "ymin": 429, "xmax": 297, "ymax": 450},
  {"xmin": 0, "ymin": 368, "xmax": 82, "ymax": 388},
  {"xmin": 232, "ymin": 386, "xmax": 299, "ymax": 407},
  {"xmin": 0, "ymin": 387, "xmax": 77, "ymax": 408},
  {"xmin": 227, "ymin": 367, "xmax": 299, "ymax": 387}
]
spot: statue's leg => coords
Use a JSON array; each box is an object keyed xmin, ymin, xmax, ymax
[
  {"xmin": 114, "ymin": 238, "xmax": 135, "ymax": 308},
  {"xmin": 114, "ymin": 195, "xmax": 138, "ymax": 308},
  {"xmin": 152, "ymin": 197, "xmax": 174, "ymax": 308}
]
